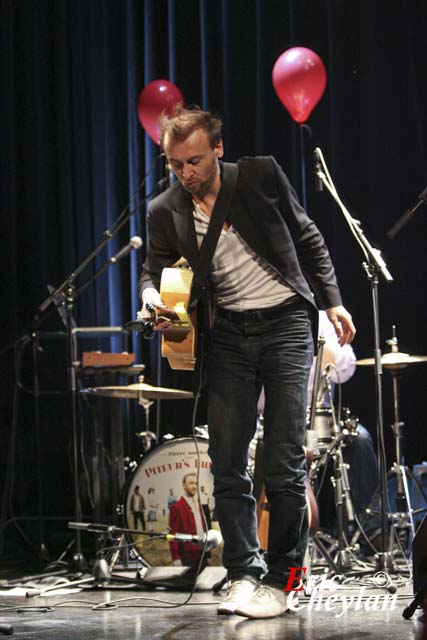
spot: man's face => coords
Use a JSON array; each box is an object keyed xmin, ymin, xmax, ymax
[
  {"xmin": 182, "ymin": 475, "xmax": 197, "ymax": 498},
  {"xmin": 164, "ymin": 128, "xmax": 223, "ymax": 200}
]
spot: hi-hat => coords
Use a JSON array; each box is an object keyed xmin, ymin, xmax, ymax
[
  {"xmin": 356, "ymin": 351, "xmax": 427, "ymax": 369},
  {"xmin": 80, "ymin": 382, "xmax": 193, "ymax": 400}
]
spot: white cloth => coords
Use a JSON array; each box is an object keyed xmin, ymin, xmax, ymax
[
  {"xmin": 307, "ymin": 310, "xmax": 356, "ymax": 399},
  {"xmin": 192, "ymin": 203, "xmax": 295, "ymax": 310},
  {"xmin": 184, "ymin": 496, "xmax": 204, "ymax": 536}
]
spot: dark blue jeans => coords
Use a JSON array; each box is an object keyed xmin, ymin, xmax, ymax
[{"xmin": 207, "ymin": 297, "xmax": 314, "ymax": 587}]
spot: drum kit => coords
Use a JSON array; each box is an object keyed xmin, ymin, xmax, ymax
[
  {"xmin": 307, "ymin": 335, "xmax": 427, "ymax": 574},
  {"xmin": 75, "ymin": 335, "xmax": 427, "ymax": 578},
  {"xmin": 79, "ymin": 377, "xmax": 225, "ymax": 575}
]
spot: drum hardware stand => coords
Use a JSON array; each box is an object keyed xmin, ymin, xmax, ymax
[
  {"xmin": 384, "ymin": 328, "xmax": 427, "ymax": 554},
  {"xmin": 0, "ymin": 330, "xmax": 52, "ymax": 561},
  {"xmin": 306, "ymin": 338, "xmax": 349, "ymax": 575},
  {"xmin": 136, "ymin": 391, "xmax": 157, "ymax": 453},
  {"xmin": 306, "ymin": 337, "xmax": 325, "ymax": 453},
  {"xmin": 28, "ymin": 333, "xmax": 50, "ymax": 562},
  {"xmin": 310, "ymin": 395, "xmax": 365, "ymax": 575},
  {"xmin": 136, "ymin": 430, "xmax": 157, "ymax": 453},
  {"xmin": 325, "ymin": 374, "xmax": 355, "ymax": 572},
  {"xmin": 308, "ymin": 366, "xmax": 370, "ymax": 576}
]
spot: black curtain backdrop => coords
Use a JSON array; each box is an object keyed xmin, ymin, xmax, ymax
[{"xmin": 2, "ymin": 0, "xmax": 427, "ymax": 552}]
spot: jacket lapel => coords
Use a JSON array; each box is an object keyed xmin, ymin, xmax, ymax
[{"xmin": 169, "ymin": 184, "xmax": 200, "ymax": 269}]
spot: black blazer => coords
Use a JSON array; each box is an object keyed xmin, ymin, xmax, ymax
[{"xmin": 139, "ymin": 156, "xmax": 343, "ymax": 328}]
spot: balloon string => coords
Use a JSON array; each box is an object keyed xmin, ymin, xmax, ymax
[{"xmin": 299, "ymin": 124, "xmax": 307, "ymax": 211}]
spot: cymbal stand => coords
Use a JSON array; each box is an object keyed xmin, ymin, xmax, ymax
[
  {"xmin": 65, "ymin": 284, "xmax": 86, "ymax": 570},
  {"xmin": 385, "ymin": 327, "xmax": 427, "ymax": 551}
]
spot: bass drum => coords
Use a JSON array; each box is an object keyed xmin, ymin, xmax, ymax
[{"xmin": 123, "ymin": 436, "xmax": 223, "ymax": 566}]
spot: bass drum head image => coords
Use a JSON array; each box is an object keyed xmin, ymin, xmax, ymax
[{"xmin": 124, "ymin": 437, "xmax": 223, "ymax": 566}]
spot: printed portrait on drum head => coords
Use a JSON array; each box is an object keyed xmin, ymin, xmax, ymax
[{"xmin": 124, "ymin": 437, "xmax": 223, "ymax": 567}]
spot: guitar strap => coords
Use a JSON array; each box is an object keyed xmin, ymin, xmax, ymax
[{"xmin": 188, "ymin": 162, "xmax": 239, "ymax": 313}]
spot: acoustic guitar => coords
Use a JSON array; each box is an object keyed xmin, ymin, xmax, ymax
[
  {"xmin": 148, "ymin": 266, "xmax": 197, "ymax": 371},
  {"xmin": 255, "ymin": 442, "xmax": 319, "ymax": 550}
]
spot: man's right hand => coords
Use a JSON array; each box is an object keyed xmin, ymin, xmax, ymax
[
  {"xmin": 141, "ymin": 287, "xmax": 174, "ymax": 331},
  {"xmin": 139, "ymin": 303, "xmax": 175, "ymax": 331}
]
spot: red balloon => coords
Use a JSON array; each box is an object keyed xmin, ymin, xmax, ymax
[
  {"xmin": 272, "ymin": 47, "xmax": 327, "ymax": 123},
  {"xmin": 137, "ymin": 80, "xmax": 184, "ymax": 144}
]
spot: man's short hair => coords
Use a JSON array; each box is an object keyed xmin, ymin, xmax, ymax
[
  {"xmin": 182, "ymin": 472, "xmax": 196, "ymax": 485},
  {"xmin": 160, "ymin": 105, "xmax": 222, "ymax": 149}
]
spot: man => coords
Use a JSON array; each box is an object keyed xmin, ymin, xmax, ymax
[
  {"xmin": 146, "ymin": 487, "xmax": 158, "ymax": 534},
  {"xmin": 199, "ymin": 484, "xmax": 212, "ymax": 529},
  {"xmin": 130, "ymin": 485, "xmax": 145, "ymax": 531},
  {"xmin": 167, "ymin": 488, "xmax": 178, "ymax": 511},
  {"xmin": 169, "ymin": 473, "xmax": 207, "ymax": 566},
  {"xmin": 139, "ymin": 105, "xmax": 355, "ymax": 619}
]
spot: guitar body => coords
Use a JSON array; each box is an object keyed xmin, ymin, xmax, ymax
[
  {"xmin": 160, "ymin": 267, "xmax": 197, "ymax": 371},
  {"xmin": 255, "ymin": 442, "xmax": 319, "ymax": 551}
]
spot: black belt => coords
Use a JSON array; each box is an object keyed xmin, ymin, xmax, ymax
[{"xmin": 216, "ymin": 295, "xmax": 303, "ymax": 323}]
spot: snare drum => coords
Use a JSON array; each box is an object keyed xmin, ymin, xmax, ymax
[
  {"xmin": 123, "ymin": 437, "xmax": 223, "ymax": 566},
  {"xmin": 306, "ymin": 407, "xmax": 334, "ymax": 453},
  {"xmin": 307, "ymin": 406, "xmax": 359, "ymax": 454}
]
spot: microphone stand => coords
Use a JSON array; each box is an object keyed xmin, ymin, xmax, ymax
[
  {"xmin": 314, "ymin": 147, "xmax": 394, "ymax": 576},
  {"xmin": 24, "ymin": 520, "xmax": 216, "ymax": 596},
  {"xmin": 36, "ymin": 185, "xmax": 159, "ymax": 571},
  {"xmin": 154, "ymin": 155, "xmax": 173, "ymax": 441},
  {"xmin": 387, "ymin": 185, "xmax": 427, "ymax": 240}
]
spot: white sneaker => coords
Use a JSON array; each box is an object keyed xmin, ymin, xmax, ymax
[
  {"xmin": 217, "ymin": 578, "xmax": 258, "ymax": 615},
  {"xmin": 235, "ymin": 584, "xmax": 288, "ymax": 619}
]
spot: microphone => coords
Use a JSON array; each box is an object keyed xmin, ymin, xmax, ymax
[
  {"xmin": 68, "ymin": 522, "xmax": 222, "ymax": 551},
  {"xmin": 165, "ymin": 529, "xmax": 223, "ymax": 551},
  {"xmin": 313, "ymin": 148, "xmax": 324, "ymax": 192},
  {"xmin": 110, "ymin": 236, "xmax": 142, "ymax": 264}
]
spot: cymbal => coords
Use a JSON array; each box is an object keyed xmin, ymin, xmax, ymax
[
  {"xmin": 80, "ymin": 382, "xmax": 193, "ymax": 400},
  {"xmin": 356, "ymin": 352, "xmax": 427, "ymax": 369}
]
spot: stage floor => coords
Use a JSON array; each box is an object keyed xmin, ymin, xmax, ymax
[{"xmin": 0, "ymin": 561, "xmax": 424, "ymax": 639}]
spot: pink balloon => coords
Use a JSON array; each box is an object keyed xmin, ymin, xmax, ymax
[
  {"xmin": 137, "ymin": 80, "xmax": 184, "ymax": 144},
  {"xmin": 272, "ymin": 47, "xmax": 327, "ymax": 123}
]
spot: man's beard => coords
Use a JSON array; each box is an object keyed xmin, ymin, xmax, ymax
[{"xmin": 184, "ymin": 161, "xmax": 218, "ymax": 199}]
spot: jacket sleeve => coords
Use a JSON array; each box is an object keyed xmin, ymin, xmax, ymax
[
  {"xmin": 168, "ymin": 502, "xmax": 182, "ymax": 562},
  {"xmin": 272, "ymin": 157, "xmax": 342, "ymax": 309},
  {"xmin": 138, "ymin": 200, "xmax": 182, "ymax": 301}
]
